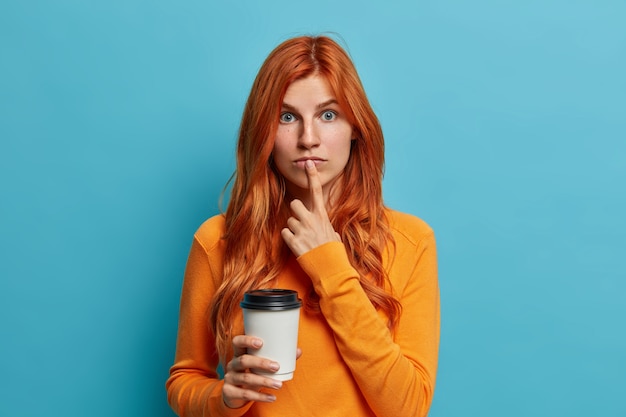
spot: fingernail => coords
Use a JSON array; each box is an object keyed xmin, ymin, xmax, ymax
[
  {"xmin": 272, "ymin": 380, "xmax": 283, "ymax": 389},
  {"xmin": 305, "ymin": 159, "xmax": 313, "ymax": 168},
  {"xmin": 252, "ymin": 339, "xmax": 262, "ymax": 348},
  {"xmin": 266, "ymin": 394, "xmax": 277, "ymax": 402},
  {"xmin": 269, "ymin": 362, "xmax": 280, "ymax": 371}
]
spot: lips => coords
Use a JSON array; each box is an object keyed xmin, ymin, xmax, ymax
[{"xmin": 294, "ymin": 157, "xmax": 325, "ymax": 169}]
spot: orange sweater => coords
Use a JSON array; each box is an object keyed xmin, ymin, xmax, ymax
[{"xmin": 166, "ymin": 209, "xmax": 440, "ymax": 417}]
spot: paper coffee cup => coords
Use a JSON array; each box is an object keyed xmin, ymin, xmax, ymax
[{"xmin": 240, "ymin": 289, "xmax": 301, "ymax": 381}]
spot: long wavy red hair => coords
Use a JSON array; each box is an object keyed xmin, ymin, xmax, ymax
[{"xmin": 209, "ymin": 35, "xmax": 400, "ymax": 365}]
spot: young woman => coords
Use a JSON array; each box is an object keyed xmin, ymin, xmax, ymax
[{"xmin": 166, "ymin": 35, "xmax": 440, "ymax": 417}]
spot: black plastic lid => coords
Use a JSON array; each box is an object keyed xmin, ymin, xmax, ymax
[{"xmin": 240, "ymin": 289, "xmax": 302, "ymax": 311}]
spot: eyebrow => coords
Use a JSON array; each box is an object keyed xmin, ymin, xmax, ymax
[{"xmin": 281, "ymin": 99, "xmax": 339, "ymax": 110}]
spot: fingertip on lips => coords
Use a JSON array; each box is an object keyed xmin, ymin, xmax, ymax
[{"xmin": 294, "ymin": 159, "xmax": 322, "ymax": 170}]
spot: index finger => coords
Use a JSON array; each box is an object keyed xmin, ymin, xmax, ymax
[
  {"xmin": 232, "ymin": 335, "xmax": 263, "ymax": 357},
  {"xmin": 305, "ymin": 160, "xmax": 325, "ymax": 212}
]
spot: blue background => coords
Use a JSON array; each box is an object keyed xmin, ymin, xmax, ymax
[{"xmin": 1, "ymin": 1, "xmax": 625, "ymax": 416}]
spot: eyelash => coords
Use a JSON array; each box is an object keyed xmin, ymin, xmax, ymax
[
  {"xmin": 321, "ymin": 110, "xmax": 337, "ymax": 121},
  {"xmin": 279, "ymin": 110, "xmax": 338, "ymax": 123},
  {"xmin": 280, "ymin": 112, "xmax": 296, "ymax": 123}
]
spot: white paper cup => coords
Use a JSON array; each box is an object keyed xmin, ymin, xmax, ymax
[{"xmin": 241, "ymin": 289, "xmax": 301, "ymax": 381}]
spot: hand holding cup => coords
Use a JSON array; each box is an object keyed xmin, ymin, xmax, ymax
[
  {"xmin": 223, "ymin": 289, "xmax": 302, "ymax": 409},
  {"xmin": 222, "ymin": 335, "xmax": 284, "ymax": 409}
]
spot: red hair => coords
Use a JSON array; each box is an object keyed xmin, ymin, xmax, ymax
[{"xmin": 209, "ymin": 35, "xmax": 400, "ymax": 364}]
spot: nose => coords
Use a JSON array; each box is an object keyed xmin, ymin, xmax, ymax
[{"xmin": 298, "ymin": 119, "xmax": 320, "ymax": 149}]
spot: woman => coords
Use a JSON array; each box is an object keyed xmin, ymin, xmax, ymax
[{"xmin": 166, "ymin": 35, "xmax": 440, "ymax": 417}]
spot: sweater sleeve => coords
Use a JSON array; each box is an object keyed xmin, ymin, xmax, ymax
[
  {"xmin": 296, "ymin": 231, "xmax": 440, "ymax": 417},
  {"xmin": 165, "ymin": 236, "xmax": 253, "ymax": 417}
]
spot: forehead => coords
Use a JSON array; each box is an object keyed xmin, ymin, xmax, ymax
[{"xmin": 282, "ymin": 75, "xmax": 335, "ymax": 106}]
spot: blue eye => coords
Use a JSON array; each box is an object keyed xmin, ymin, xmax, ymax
[
  {"xmin": 322, "ymin": 111, "xmax": 336, "ymax": 121},
  {"xmin": 280, "ymin": 112, "xmax": 296, "ymax": 123}
]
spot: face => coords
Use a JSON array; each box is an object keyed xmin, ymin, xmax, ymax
[{"xmin": 272, "ymin": 75, "xmax": 353, "ymax": 206}]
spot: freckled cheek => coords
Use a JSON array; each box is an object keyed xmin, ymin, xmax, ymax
[
  {"xmin": 271, "ymin": 146, "xmax": 295, "ymax": 178},
  {"xmin": 275, "ymin": 128, "xmax": 297, "ymax": 147},
  {"xmin": 324, "ymin": 122, "xmax": 352, "ymax": 140}
]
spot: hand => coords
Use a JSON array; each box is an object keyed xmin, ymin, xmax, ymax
[
  {"xmin": 281, "ymin": 160, "xmax": 341, "ymax": 257},
  {"xmin": 222, "ymin": 336, "xmax": 282, "ymax": 408},
  {"xmin": 222, "ymin": 336, "xmax": 303, "ymax": 409}
]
